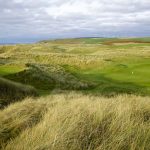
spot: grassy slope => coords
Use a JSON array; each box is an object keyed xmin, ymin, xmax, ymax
[
  {"xmin": 1, "ymin": 37, "xmax": 150, "ymax": 96},
  {"xmin": 39, "ymin": 37, "xmax": 150, "ymax": 44},
  {"xmin": 0, "ymin": 99, "xmax": 46, "ymax": 148},
  {"xmin": 0, "ymin": 77, "xmax": 37, "ymax": 108},
  {"xmin": 3, "ymin": 64, "xmax": 94, "ymax": 95},
  {"xmin": 0, "ymin": 37, "xmax": 150, "ymax": 149},
  {"xmin": 0, "ymin": 93, "xmax": 150, "ymax": 150},
  {"xmin": 4, "ymin": 64, "xmax": 55, "ymax": 95},
  {"xmin": 63, "ymin": 57, "xmax": 150, "ymax": 96}
]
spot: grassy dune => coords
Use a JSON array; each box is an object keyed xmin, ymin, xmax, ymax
[
  {"xmin": 0, "ymin": 37, "xmax": 150, "ymax": 149},
  {"xmin": 0, "ymin": 77, "xmax": 37, "ymax": 108},
  {"xmin": 1, "ymin": 37, "xmax": 150, "ymax": 96},
  {"xmin": 0, "ymin": 93, "xmax": 150, "ymax": 150}
]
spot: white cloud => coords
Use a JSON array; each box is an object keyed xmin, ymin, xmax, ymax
[{"xmin": 0, "ymin": 0, "xmax": 150, "ymax": 42}]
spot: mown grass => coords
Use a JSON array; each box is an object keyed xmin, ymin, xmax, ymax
[
  {"xmin": 100, "ymin": 58, "xmax": 150, "ymax": 87},
  {"xmin": 63, "ymin": 58, "xmax": 150, "ymax": 96},
  {"xmin": 0, "ymin": 64, "xmax": 25, "ymax": 76},
  {"xmin": 0, "ymin": 93, "xmax": 150, "ymax": 150}
]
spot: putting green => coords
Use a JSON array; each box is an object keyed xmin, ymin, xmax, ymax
[
  {"xmin": 64, "ymin": 58, "xmax": 150, "ymax": 95},
  {"xmin": 100, "ymin": 60, "xmax": 150, "ymax": 87}
]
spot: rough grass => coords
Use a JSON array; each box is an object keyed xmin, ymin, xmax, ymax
[
  {"xmin": 0, "ymin": 77, "xmax": 37, "ymax": 108},
  {"xmin": 1, "ymin": 37, "xmax": 150, "ymax": 150},
  {"xmin": 0, "ymin": 99, "xmax": 47, "ymax": 148},
  {"xmin": 0, "ymin": 93, "xmax": 150, "ymax": 150},
  {"xmin": 4, "ymin": 64, "xmax": 95, "ymax": 95},
  {"xmin": 1, "ymin": 37, "xmax": 150, "ymax": 96},
  {"xmin": 4, "ymin": 64, "xmax": 55, "ymax": 95}
]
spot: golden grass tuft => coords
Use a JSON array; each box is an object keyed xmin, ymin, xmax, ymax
[
  {"xmin": 0, "ymin": 99, "xmax": 47, "ymax": 148},
  {"xmin": 0, "ymin": 93, "xmax": 149, "ymax": 150}
]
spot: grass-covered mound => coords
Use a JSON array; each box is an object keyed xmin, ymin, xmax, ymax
[
  {"xmin": 1, "ymin": 37, "xmax": 150, "ymax": 97},
  {"xmin": 1, "ymin": 93, "xmax": 150, "ymax": 150},
  {"xmin": 4, "ymin": 64, "xmax": 55, "ymax": 94},
  {"xmin": 0, "ymin": 77, "xmax": 37, "ymax": 108},
  {"xmin": 5, "ymin": 64, "xmax": 94, "ymax": 94}
]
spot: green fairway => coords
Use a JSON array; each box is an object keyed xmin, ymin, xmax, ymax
[
  {"xmin": 64, "ymin": 57, "xmax": 150, "ymax": 95},
  {"xmin": 101, "ymin": 59, "xmax": 150, "ymax": 87}
]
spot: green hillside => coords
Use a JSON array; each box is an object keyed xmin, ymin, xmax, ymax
[{"xmin": 0, "ymin": 37, "xmax": 150, "ymax": 150}]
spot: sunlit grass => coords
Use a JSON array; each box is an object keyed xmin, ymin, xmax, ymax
[
  {"xmin": 0, "ymin": 64, "xmax": 25, "ymax": 76},
  {"xmin": 1, "ymin": 93, "xmax": 150, "ymax": 150},
  {"xmin": 1, "ymin": 37, "xmax": 150, "ymax": 149}
]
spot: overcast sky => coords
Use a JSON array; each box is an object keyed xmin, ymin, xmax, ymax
[{"xmin": 0, "ymin": 0, "xmax": 150, "ymax": 43}]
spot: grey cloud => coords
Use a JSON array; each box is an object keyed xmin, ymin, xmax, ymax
[{"xmin": 0, "ymin": 0, "xmax": 150, "ymax": 43}]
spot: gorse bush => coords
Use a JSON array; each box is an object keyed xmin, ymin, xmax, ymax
[{"xmin": 0, "ymin": 93, "xmax": 149, "ymax": 150}]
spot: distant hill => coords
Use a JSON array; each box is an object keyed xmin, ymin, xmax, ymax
[{"xmin": 39, "ymin": 37, "xmax": 150, "ymax": 45}]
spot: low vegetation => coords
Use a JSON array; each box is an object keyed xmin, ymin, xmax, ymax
[
  {"xmin": 0, "ymin": 99, "xmax": 46, "ymax": 148},
  {"xmin": 0, "ymin": 37, "xmax": 150, "ymax": 149},
  {"xmin": 0, "ymin": 77, "xmax": 37, "ymax": 108},
  {"xmin": 0, "ymin": 93, "xmax": 150, "ymax": 150}
]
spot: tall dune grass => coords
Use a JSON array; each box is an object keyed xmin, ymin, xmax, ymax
[
  {"xmin": 0, "ymin": 99, "xmax": 47, "ymax": 148},
  {"xmin": 1, "ymin": 93, "xmax": 149, "ymax": 150},
  {"xmin": 0, "ymin": 77, "xmax": 37, "ymax": 108}
]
